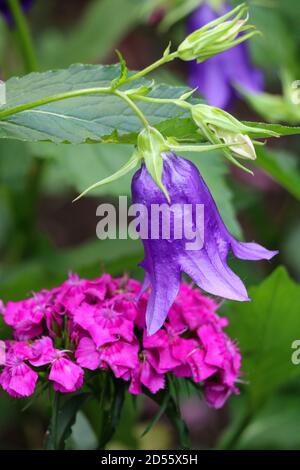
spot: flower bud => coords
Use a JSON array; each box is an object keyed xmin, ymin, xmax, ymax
[
  {"xmin": 191, "ymin": 104, "xmax": 277, "ymax": 164},
  {"xmin": 212, "ymin": 129, "xmax": 256, "ymax": 160},
  {"xmin": 177, "ymin": 3, "xmax": 256, "ymax": 63},
  {"xmin": 137, "ymin": 127, "xmax": 170, "ymax": 202}
]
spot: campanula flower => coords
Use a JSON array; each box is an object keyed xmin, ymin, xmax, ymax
[{"xmin": 131, "ymin": 152, "xmax": 277, "ymax": 334}]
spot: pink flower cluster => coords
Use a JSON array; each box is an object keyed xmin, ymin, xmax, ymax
[{"xmin": 0, "ymin": 273, "xmax": 241, "ymax": 408}]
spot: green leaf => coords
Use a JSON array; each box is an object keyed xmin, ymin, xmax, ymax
[
  {"xmin": 255, "ymin": 147, "xmax": 300, "ymax": 202},
  {"xmin": 240, "ymin": 90, "xmax": 300, "ymax": 124},
  {"xmin": 236, "ymin": 395, "xmax": 300, "ymax": 450},
  {"xmin": 283, "ymin": 222, "xmax": 300, "ymax": 282},
  {"xmin": 141, "ymin": 390, "xmax": 170, "ymax": 438},
  {"xmin": 2, "ymin": 64, "xmax": 295, "ymax": 145},
  {"xmin": 44, "ymin": 393, "xmax": 89, "ymax": 450},
  {"xmin": 69, "ymin": 411, "xmax": 98, "ymax": 450},
  {"xmin": 242, "ymin": 121, "xmax": 300, "ymax": 138},
  {"xmin": 145, "ymin": 383, "xmax": 191, "ymax": 450},
  {"xmin": 98, "ymin": 380, "xmax": 126, "ymax": 449},
  {"xmin": 0, "ymin": 64, "xmax": 195, "ymax": 143},
  {"xmin": 224, "ymin": 267, "xmax": 300, "ymax": 410}
]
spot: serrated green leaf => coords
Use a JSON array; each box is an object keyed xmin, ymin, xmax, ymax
[
  {"xmin": 0, "ymin": 65, "xmax": 195, "ymax": 144},
  {"xmin": 1, "ymin": 63, "xmax": 298, "ymax": 147}
]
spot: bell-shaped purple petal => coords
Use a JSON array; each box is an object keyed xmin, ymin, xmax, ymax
[
  {"xmin": 131, "ymin": 153, "xmax": 277, "ymax": 335},
  {"xmin": 187, "ymin": 2, "xmax": 263, "ymax": 109}
]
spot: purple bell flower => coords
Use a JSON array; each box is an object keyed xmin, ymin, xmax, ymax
[
  {"xmin": 132, "ymin": 153, "xmax": 277, "ymax": 335},
  {"xmin": 187, "ymin": 2, "xmax": 263, "ymax": 109},
  {"xmin": 0, "ymin": 0, "xmax": 33, "ymax": 26}
]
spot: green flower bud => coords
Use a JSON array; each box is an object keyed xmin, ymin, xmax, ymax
[
  {"xmin": 191, "ymin": 104, "xmax": 262, "ymax": 166},
  {"xmin": 177, "ymin": 3, "xmax": 257, "ymax": 63},
  {"xmin": 212, "ymin": 128, "xmax": 256, "ymax": 161},
  {"xmin": 191, "ymin": 103, "xmax": 278, "ymax": 137},
  {"xmin": 137, "ymin": 127, "xmax": 170, "ymax": 202}
]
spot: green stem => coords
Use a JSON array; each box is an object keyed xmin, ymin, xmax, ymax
[
  {"xmin": 44, "ymin": 392, "xmax": 61, "ymax": 450},
  {"xmin": 7, "ymin": 0, "xmax": 38, "ymax": 73},
  {"xmin": 170, "ymin": 143, "xmax": 233, "ymax": 152},
  {"xmin": 131, "ymin": 93, "xmax": 192, "ymax": 110},
  {"xmin": 0, "ymin": 55, "xmax": 182, "ymax": 123},
  {"xmin": 6, "ymin": 0, "xmax": 42, "ymax": 261},
  {"xmin": 125, "ymin": 51, "xmax": 178, "ymax": 84},
  {"xmin": 114, "ymin": 89, "xmax": 149, "ymax": 127},
  {"xmin": 0, "ymin": 86, "xmax": 112, "ymax": 119},
  {"xmin": 0, "ymin": 86, "xmax": 151, "ymax": 130}
]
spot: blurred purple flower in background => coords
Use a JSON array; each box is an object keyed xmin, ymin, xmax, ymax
[
  {"xmin": 0, "ymin": 0, "xmax": 33, "ymax": 26},
  {"xmin": 187, "ymin": 1, "xmax": 263, "ymax": 109}
]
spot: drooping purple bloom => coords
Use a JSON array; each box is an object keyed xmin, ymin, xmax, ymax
[
  {"xmin": 187, "ymin": 2, "xmax": 263, "ymax": 109},
  {"xmin": 131, "ymin": 153, "xmax": 277, "ymax": 335},
  {"xmin": 0, "ymin": 0, "xmax": 33, "ymax": 26}
]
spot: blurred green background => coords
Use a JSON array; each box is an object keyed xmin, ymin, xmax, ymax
[{"xmin": 0, "ymin": 0, "xmax": 300, "ymax": 450}]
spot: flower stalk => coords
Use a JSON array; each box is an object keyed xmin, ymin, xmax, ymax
[{"xmin": 7, "ymin": 0, "xmax": 38, "ymax": 72}]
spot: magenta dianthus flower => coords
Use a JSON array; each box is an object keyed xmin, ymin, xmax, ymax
[
  {"xmin": 0, "ymin": 341, "xmax": 38, "ymax": 398},
  {"xmin": 0, "ymin": 273, "xmax": 242, "ymax": 409}
]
